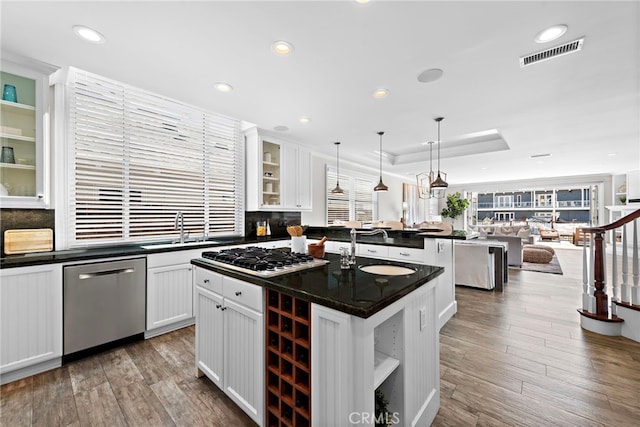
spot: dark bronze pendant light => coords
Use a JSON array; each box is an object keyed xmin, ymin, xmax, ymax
[
  {"xmin": 374, "ymin": 131, "xmax": 389, "ymax": 192},
  {"xmin": 430, "ymin": 117, "xmax": 448, "ymax": 189},
  {"xmin": 331, "ymin": 141, "xmax": 344, "ymax": 194}
]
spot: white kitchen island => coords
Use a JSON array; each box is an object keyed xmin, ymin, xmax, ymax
[{"xmin": 193, "ymin": 251, "xmax": 443, "ymax": 427}]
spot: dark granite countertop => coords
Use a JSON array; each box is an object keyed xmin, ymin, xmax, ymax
[
  {"xmin": 305, "ymin": 226, "xmax": 474, "ymax": 246},
  {"xmin": 0, "ymin": 226, "xmax": 475, "ymax": 269},
  {"xmin": 0, "ymin": 235, "xmax": 280, "ymax": 269},
  {"xmin": 192, "ymin": 253, "xmax": 444, "ymax": 318}
]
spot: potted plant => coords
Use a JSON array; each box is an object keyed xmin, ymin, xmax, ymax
[
  {"xmin": 441, "ymin": 192, "xmax": 470, "ymax": 224},
  {"xmin": 375, "ymin": 389, "xmax": 390, "ymax": 427}
]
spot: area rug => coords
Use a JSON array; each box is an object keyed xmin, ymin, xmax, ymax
[{"xmin": 518, "ymin": 255, "xmax": 563, "ymax": 275}]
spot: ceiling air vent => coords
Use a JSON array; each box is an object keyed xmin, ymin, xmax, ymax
[{"xmin": 520, "ymin": 37, "xmax": 584, "ymax": 67}]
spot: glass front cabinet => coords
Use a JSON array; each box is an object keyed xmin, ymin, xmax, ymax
[
  {"xmin": 245, "ymin": 127, "xmax": 312, "ymax": 212},
  {"xmin": 0, "ymin": 54, "xmax": 57, "ymax": 208}
]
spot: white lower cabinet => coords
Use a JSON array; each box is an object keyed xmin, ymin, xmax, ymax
[
  {"xmin": 195, "ymin": 267, "xmax": 264, "ymax": 426},
  {"xmin": 0, "ymin": 263, "xmax": 62, "ymax": 385},
  {"xmin": 147, "ymin": 263, "xmax": 193, "ymax": 332},
  {"xmin": 312, "ymin": 279, "xmax": 439, "ymax": 427},
  {"xmin": 146, "ymin": 249, "xmax": 204, "ymax": 337}
]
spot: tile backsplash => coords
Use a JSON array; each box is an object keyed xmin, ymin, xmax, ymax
[
  {"xmin": 245, "ymin": 211, "xmax": 302, "ymax": 238},
  {"xmin": 0, "ymin": 209, "xmax": 55, "ymax": 256}
]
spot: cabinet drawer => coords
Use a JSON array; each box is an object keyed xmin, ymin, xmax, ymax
[
  {"xmin": 357, "ymin": 244, "xmax": 389, "ymax": 258},
  {"xmin": 195, "ymin": 267, "xmax": 223, "ymax": 294},
  {"xmin": 223, "ymin": 277, "xmax": 263, "ymax": 312},
  {"xmin": 387, "ymin": 246, "xmax": 425, "ymax": 264}
]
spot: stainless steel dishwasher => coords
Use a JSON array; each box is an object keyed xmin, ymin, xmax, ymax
[{"xmin": 63, "ymin": 257, "xmax": 146, "ymax": 357}]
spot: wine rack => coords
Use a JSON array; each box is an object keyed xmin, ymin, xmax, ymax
[{"xmin": 266, "ymin": 289, "xmax": 311, "ymax": 427}]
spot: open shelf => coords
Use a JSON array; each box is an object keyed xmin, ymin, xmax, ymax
[
  {"xmin": 0, "ymin": 162, "xmax": 35, "ymax": 170},
  {"xmin": 373, "ymin": 350, "xmax": 400, "ymax": 389}
]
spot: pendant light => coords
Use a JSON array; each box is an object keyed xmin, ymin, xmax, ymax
[
  {"xmin": 373, "ymin": 131, "xmax": 389, "ymax": 192},
  {"xmin": 416, "ymin": 140, "xmax": 435, "ymax": 199},
  {"xmin": 430, "ymin": 117, "xmax": 448, "ymax": 191},
  {"xmin": 331, "ymin": 141, "xmax": 344, "ymax": 194}
]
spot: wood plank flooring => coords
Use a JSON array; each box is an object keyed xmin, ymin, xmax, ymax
[
  {"xmin": 2, "ymin": 244, "xmax": 639, "ymax": 426},
  {"xmin": 433, "ymin": 244, "xmax": 640, "ymax": 427}
]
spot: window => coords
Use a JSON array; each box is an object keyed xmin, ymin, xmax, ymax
[
  {"xmin": 66, "ymin": 68, "xmax": 243, "ymax": 246},
  {"xmin": 326, "ymin": 166, "xmax": 377, "ymax": 224}
]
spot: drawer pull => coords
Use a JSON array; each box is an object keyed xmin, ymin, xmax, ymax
[
  {"xmin": 216, "ymin": 304, "xmax": 222, "ymax": 309},
  {"xmin": 235, "ymin": 291, "xmax": 242, "ymax": 296},
  {"xmin": 367, "ymin": 249, "xmax": 377, "ymax": 253},
  {"xmin": 204, "ymin": 279, "xmax": 210, "ymax": 283},
  {"xmin": 221, "ymin": 306, "xmax": 227, "ymax": 311},
  {"xmin": 400, "ymin": 252, "xmax": 410, "ymax": 256}
]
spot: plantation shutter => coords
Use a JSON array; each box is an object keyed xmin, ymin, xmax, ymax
[
  {"xmin": 67, "ymin": 68, "xmax": 243, "ymax": 246},
  {"xmin": 326, "ymin": 166, "xmax": 376, "ymax": 224}
]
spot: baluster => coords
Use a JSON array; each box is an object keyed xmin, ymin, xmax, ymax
[
  {"xmin": 582, "ymin": 232, "xmax": 595, "ymax": 313},
  {"xmin": 632, "ymin": 219, "xmax": 639, "ymax": 305},
  {"xmin": 592, "ymin": 230, "xmax": 608, "ymax": 316},
  {"xmin": 621, "ymin": 223, "xmax": 630, "ymax": 303},
  {"xmin": 611, "ymin": 229, "xmax": 618, "ymax": 315}
]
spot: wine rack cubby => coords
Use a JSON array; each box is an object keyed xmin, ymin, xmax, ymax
[{"xmin": 266, "ymin": 289, "xmax": 311, "ymax": 426}]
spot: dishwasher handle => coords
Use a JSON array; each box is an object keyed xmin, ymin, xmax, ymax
[{"xmin": 78, "ymin": 267, "xmax": 135, "ymax": 280}]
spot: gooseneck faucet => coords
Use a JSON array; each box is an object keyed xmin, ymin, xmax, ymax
[
  {"xmin": 349, "ymin": 228, "xmax": 388, "ymax": 266},
  {"xmin": 174, "ymin": 212, "xmax": 185, "ymax": 243}
]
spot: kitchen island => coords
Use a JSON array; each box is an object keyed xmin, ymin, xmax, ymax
[{"xmin": 192, "ymin": 251, "xmax": 444, "ymax": 427}]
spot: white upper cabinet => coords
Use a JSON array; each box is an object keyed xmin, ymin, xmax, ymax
[
  {"xmin": 0, "ymin": 53, "xmax": 58, "ymax": 208},
  {"xmin": 245, "ymin": 127, "xmax": 312, "ymax": 211}
]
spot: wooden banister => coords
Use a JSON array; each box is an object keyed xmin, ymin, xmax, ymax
[{"xmin": 579, "ymin": 208, "xmax": 640, "ymax": 317}]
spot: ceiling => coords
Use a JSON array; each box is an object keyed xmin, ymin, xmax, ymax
[{"xmin": 2, "ymin": 1, "xmax": 639, "ymax": 185}]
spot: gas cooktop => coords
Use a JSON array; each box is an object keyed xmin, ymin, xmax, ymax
[{"xmin": 199, "ymin": 246, "xmax": 329, "ymax": 277}]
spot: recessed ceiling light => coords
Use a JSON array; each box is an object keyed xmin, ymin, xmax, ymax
[
  {"xmin": 607, "ymin": 152, "xmax": 617, "ymax": 156},
  {"xmin": 271, "ymin": 40, "xmax": 294, "ymax": 56},
  {"xmin": 299, "ymin": 116, "xmax": 311, "ymax": 124},
  {"xmin": 213, "ymin": 82, "xmax": 233, "ymax": 93},
  {"xmin": 534, "ymin": 25, "xmax": 568, "ymax": 43},
  {"xmin": 274, "ymin": 125, "xmax": 289, "ymax": 132},
  {"xmin": 73, "ymin": 25, "xmax": 105, "ymax": 44},
  {"xmin": 355, "ymin": 0, "xmax": 370, "ymax": 4},
  {"xmin": 373, "ymin": 88, "xmax": 389, "ymax": 98},
  {"xmin": 417, "ymin": 68, "xmax": 444, "ymax": 83}
]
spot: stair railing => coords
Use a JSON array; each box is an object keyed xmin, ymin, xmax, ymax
[{"xmin": 580, "ymin": 209, "xmax": 640, "ymax": 319}]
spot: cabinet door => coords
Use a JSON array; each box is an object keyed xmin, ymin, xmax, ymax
[
  {"xmin": 261, "ymin": 139, "xmax": 283, "ymax": 209},
  {"xmin": 0, "ymin": 56, "xmax": 55, "ymax": 208},
  {"xmin": 0, "ymin": 264, "xmax": 62, "ymax": 376},
  {"xmin": 296, "ymin": 146, "xmax": 312, "ymax": 210},
  {"xmin": 195, "ymin": 286, "xmax": 224, "ymax": 388},
  {"xmin": 147, "ymin": 263, "xmax": 193, "ymax": 331},
  {"xmin": 282, "ymin": 145, "xmax": 312, "ymax": 211},
  {"xmin": 223, "ymin": 298, "xmax": 264, "ymax": 425}
]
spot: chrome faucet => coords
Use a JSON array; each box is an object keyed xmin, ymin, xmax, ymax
[
  {"xmin": 349, "ymin": 228, "xmax": 388, "ymax": 266},
  {"xmin": 174, "ymin": 212, "xmax": 185, "ymax": 243}
]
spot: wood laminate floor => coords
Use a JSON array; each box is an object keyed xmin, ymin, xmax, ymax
[{"xmin": 2, "ymin": 244, "xmax": 639, "ymax": 426}]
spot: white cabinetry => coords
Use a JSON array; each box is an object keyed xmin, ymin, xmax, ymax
[
  {"xmin": 357, "ymin": 243, "xmax": 389, "ymax": 258},
  {"xmin": 245, "ymin": 127, "xmax": 312, "ymax": 211},
  {"xmin": 0, "ymin": 53, "xmax": 58, "ymax": 208},
  {"xmin": 194, "ymin": 267, "xmax": 264, "ymax": 426},
  {"xmin": 0, "ymin": 264, "xmax": 62, "ymax": 385},
  {"xmin": 146, "ymin": 249, "xmax": 203, "ymax": 337},
  {"xmin": 282, "ymin": 143, "xmax": 312, "ymax": 210},
  {"xmin": 312, "ymin": 279, "xmax": 439, "ymax": 427},
  {"xmin": 425, "ymin": 238, "xmax": 456, "ymax": 329}
]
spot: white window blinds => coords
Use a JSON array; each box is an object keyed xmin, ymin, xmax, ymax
[
  {"xmin": 326, "ymin": 166, "xmax": 376, "ymax": 224},
  {"xmin": 67, "ymin": 68, "xmax": 243, "ymax": 245}
]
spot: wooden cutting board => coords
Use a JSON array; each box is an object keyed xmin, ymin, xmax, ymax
[{"xmin": 4, "ymin": 229, "xmax": 53, "ymax": 255}]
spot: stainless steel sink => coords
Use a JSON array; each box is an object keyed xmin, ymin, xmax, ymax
[
  {"xmin": 359, "ymin": 265, "xmax": 416, "ymax": 276},
  {"xmin": 141, "ymin": 240, "xmax": 220, "ymax": 250}
]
